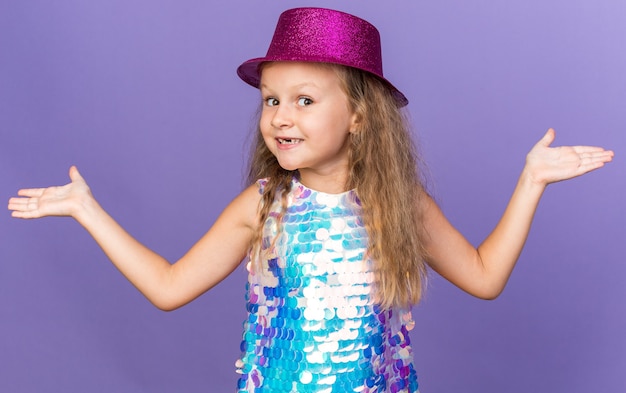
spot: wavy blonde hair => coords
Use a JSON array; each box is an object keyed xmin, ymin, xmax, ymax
[{"xmin": 247, "ymin": 63, "xmax": 428, "ymax": 309}]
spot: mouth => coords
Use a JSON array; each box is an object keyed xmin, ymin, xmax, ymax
[{"xmin": 277, "ymin": 138, "xmax": 302, "ymax": 145}]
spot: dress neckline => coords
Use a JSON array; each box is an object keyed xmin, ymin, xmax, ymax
[{"xmin": 293, "ymin": 176, "xmax": 354, "ymax": 198}]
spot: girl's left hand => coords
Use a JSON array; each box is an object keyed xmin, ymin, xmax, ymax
[{"xmin": 524, "ymin": 128, "xmax": 614, "ymax": 186}]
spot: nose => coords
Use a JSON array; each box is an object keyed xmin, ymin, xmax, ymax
[{"xmin": 270, "ymin": 104, "xmax": 293, "ymax": 129}]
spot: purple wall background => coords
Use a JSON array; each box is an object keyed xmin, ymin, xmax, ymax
[{"xmin": 1, "ymin": 1, "xmax": 624, "ymax": 392}]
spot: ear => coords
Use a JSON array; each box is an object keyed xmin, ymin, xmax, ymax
[{"xmin": 349, "ymin": 111, "xmax": 361, "ymax": 134}]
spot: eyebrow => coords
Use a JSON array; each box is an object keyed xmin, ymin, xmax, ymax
[{"xmin": 259, "ymin": 82, "xmax": 320, "ymax": 90}]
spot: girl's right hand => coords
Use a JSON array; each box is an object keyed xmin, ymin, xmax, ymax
[
  {"xmin": 8, "ymin": 166, "xmax": 92, "ymax": 220},
  {"xmin": 7, "ymin": 165, "xmax": 258, "ymax": 310}
]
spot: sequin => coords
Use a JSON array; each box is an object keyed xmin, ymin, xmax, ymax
[{"xmin": 236, "ymin": 177, "xmax": 419, "ymax": 392}]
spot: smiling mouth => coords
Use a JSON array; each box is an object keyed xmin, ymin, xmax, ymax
[{"xmin": 277, "ymin": 138, "xmax": 302, "ymax": 145}]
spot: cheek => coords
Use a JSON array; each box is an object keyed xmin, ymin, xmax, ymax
[
  {"xmin": 258, "ymin": 115, "xmax": 271, "ymax": 137},
  {"xmin": 258, "ymin": 123, "xmax": 276, "ymax": 151}
]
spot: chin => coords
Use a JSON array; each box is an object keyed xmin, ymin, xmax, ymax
[
  {"xmin": 274, "ymin": 157, "xmax": 301, "ymax": 172},
  {"xmin": 278, "ymin": 163, "xmax": 301, "ymax": 171}
]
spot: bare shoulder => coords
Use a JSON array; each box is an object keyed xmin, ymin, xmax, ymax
[
  {"xmin": 220, "ymin": 183, "xmax": 262, "ymax": 231},
  {"xmin": 415, "ymin": 189, "xmax": 459, "ymax": 257},
  {"xmin": 416, "ymin": 188, "xmax": 440, "ymax": 220},
  {"xmin": 179, "ymin": 182, "xmax": 262, "ymax": 275}
]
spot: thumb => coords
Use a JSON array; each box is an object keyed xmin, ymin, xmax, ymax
[
  {"xmin": 69, "ymin": 165, "xmax": 85, "ymax": 182},
  {"xmin": 538, "ymin": 128, "xmax": 556, "ymax": 147}
]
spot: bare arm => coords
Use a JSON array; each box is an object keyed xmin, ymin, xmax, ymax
[
  {"xmin": 423, "ymin": 129, "xmax": 614, "ymax": 299},
  {"xmin": 8, "ymin": 166, "xmax": 259, "ymax": 310}
]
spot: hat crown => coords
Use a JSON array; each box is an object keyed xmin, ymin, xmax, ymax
[{"xmin": 265, "ymin": 8, "xmax": 384, "ymax": 78}]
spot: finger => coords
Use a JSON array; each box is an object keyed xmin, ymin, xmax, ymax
[
  {"xmin": 8, "ymin": 199, "xmax": 23, "ymax": 212},
  {"xmin": 578, "ymin": 149, "xmax": 614, "ymax": 167},
  {"xmin": 69, "ymin": 165, "xmax": 85, "ymax": 182},
  {"xmin": 8, "ymin": 200, "xmax": 40, "ymax": 217},
  {"xmin": 8, "ymin": 195, "xmax": 38, "ymax": 208},
  {"xmin": 11, "ymin": 210, "xmax": 42, "ymax": 219},
  {"xmin": 8, "ymin": 197, "xmax": 30, "ymax": 208},
  {"xmin": 538, "ymin": 128, "xmax": 556, "ymax": 147},
  {"xmin": 16, "ymin": 188, "xmax": 46, "ymax": 197},
  {"xmin": 577, "ymin": 150, "xmax": 615, "ymax": 164},
  {"xmin": 577, "ymin": 160, "xmax": 609, "ymax": 175},
  {"xmin": 572, "ymin": 146, "xmax": 614, "ymax": 154}
]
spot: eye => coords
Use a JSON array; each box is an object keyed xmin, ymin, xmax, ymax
[
  {"xmin": 264, "ymin": 97, "xmax": 279, "ymax": 107},
  {"xmin": 297, "ymin": 97, "xmax": 313, "ymax": 106}
]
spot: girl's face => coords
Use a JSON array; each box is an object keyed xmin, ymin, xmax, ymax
[{"xmin": 259, "ymin": 62, "xmax": 357, "ymax": 189}]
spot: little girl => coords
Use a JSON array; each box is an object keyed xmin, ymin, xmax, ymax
[{"xmin": 7, "ymin": 7, "xmax": 613, "ymax": 393}]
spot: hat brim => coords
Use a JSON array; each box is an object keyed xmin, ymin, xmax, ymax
[{"xmin": 237, "ymin": 58, "xmax": 409, "ymax": 107}]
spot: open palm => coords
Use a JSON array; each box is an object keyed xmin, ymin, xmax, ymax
[
  {"xmin": 525, "ymin": 129, "xmax": 614, "ymax": 186},
  {"xmin": 8, "ymin": 166, "xmax": 91, "ymax": 219}
]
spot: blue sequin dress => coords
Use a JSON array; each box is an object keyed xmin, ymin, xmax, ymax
[{"xmin": 236, "ymin": 178, "xmax": 419, "ymax": 393}]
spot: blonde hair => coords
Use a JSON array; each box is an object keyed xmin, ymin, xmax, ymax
[{"xmin": 247, "ymin": 63, "xmax": 428, "ymax": 309}]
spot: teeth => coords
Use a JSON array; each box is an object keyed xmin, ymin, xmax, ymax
[{"xmin": 278, "ymin": 138, "xmax": 301, "ymax": 145}]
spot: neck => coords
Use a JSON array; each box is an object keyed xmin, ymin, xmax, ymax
[{"xmin": 298, "ymin": 169, "xmax": 349, "ymax": 194}]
